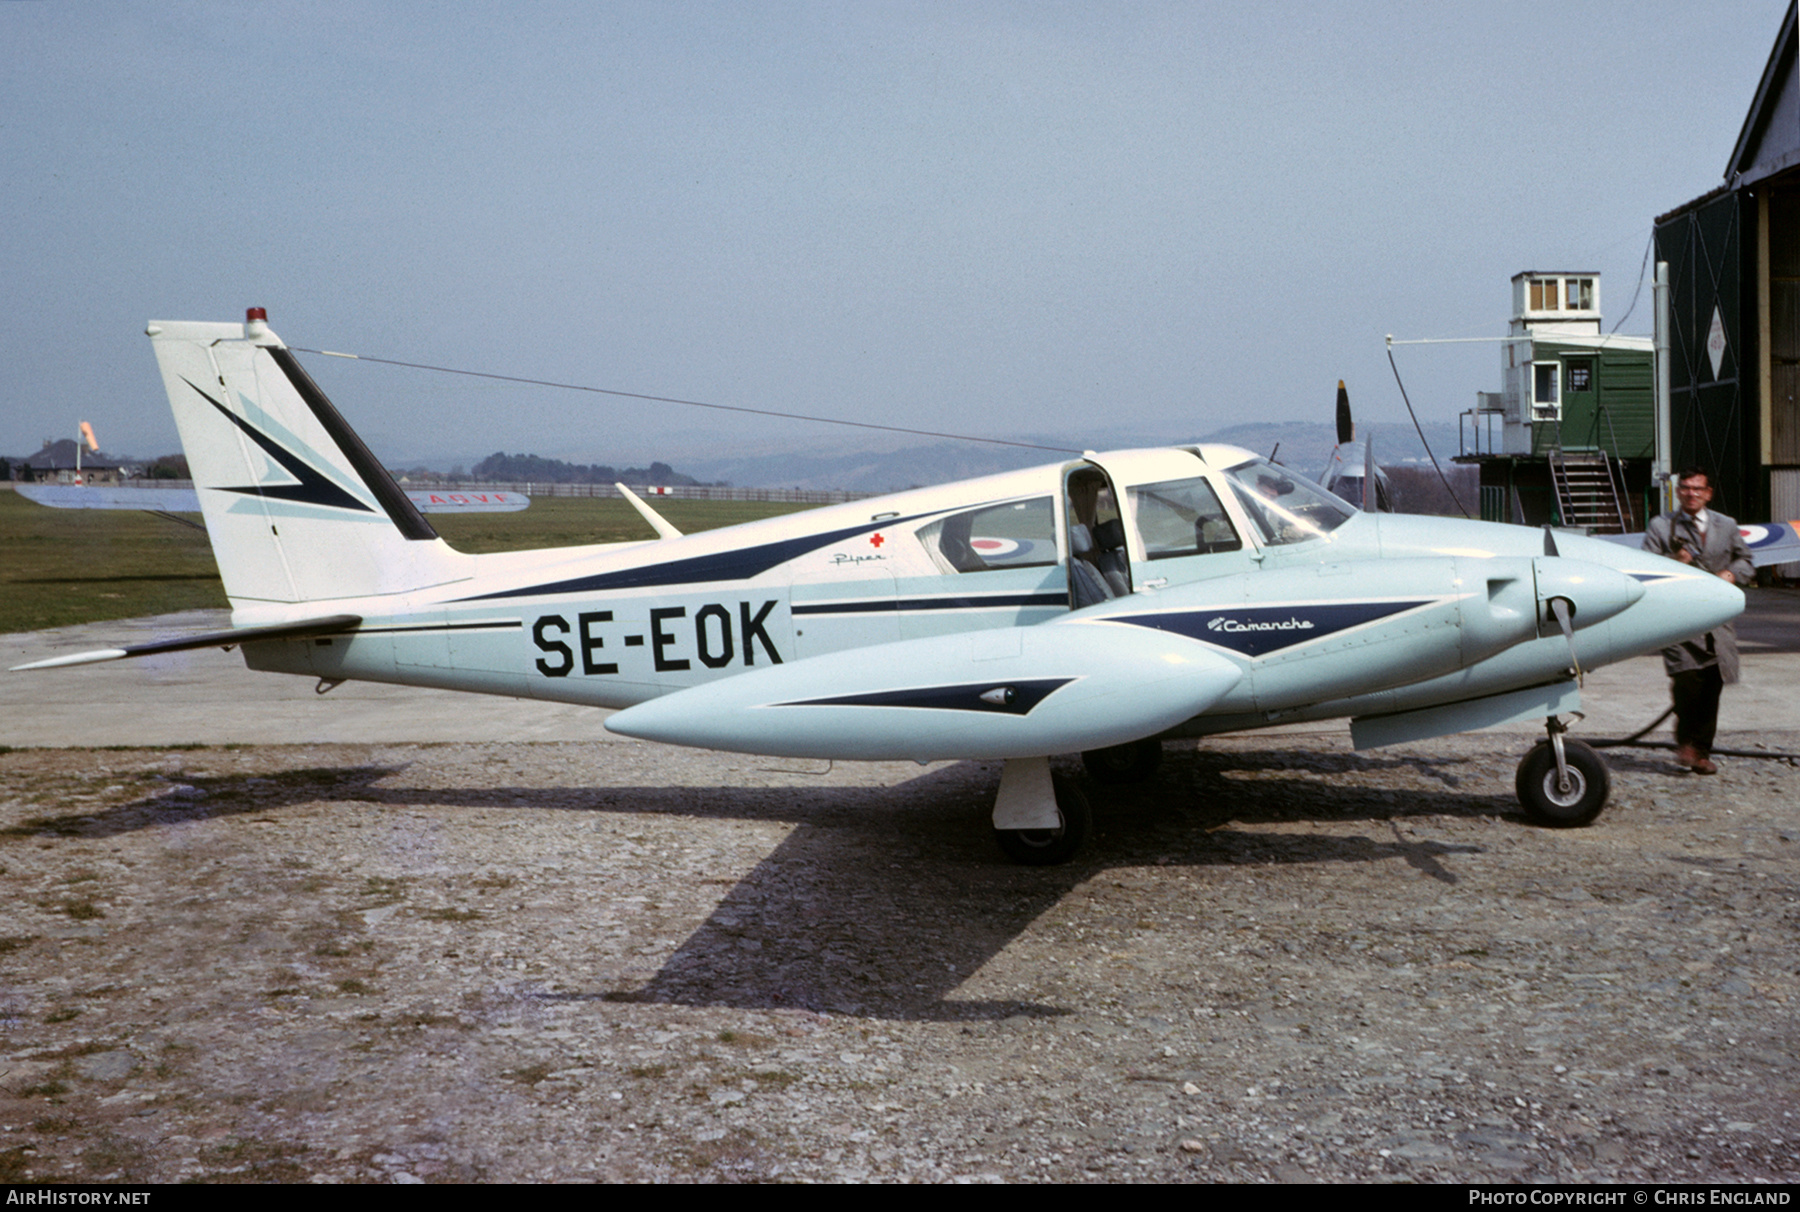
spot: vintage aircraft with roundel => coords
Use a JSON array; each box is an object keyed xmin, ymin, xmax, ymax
[{"xmin": 13, "ymin": 310, "xmax": 1746, "ymax": 863}]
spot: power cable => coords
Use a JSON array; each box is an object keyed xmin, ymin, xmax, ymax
[
  {"xmin": 1383, "ymin": 342, "xmax": 1471, "ymax": 518},
  {"xmin": 1587, "ymin": 705, "xmax": 1800, "ymax": 763},
  {"xmin": 290, "ymin": 347, "xmax": 1083, "ymax": 456},
  {"xmin": 1609, "ymin": 235, "xmax": 1654, "ymax": 334}
]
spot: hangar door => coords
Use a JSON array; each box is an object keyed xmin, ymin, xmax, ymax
[{"xmin": 1656, "ymin": 191, "xmax": 1751, "ymax": 518}]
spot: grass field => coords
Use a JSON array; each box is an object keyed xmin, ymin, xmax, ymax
[{"xmin": 0, "ymin": 489, "xmax": 816, "ymax": 635}]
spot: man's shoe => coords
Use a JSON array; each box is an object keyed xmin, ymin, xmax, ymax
[
  {"xmin": 1692, "ymin": 756, "xmax": 1718, "ymax": 775},
  {"xmin": 1675, "ymin": 743, "xmax": 1702, "ymax": 770}
]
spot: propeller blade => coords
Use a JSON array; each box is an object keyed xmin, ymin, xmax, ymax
[
  {"xmin": 1549, "ymin": 594, "xmax": 1583, "ymax": 685},
  {"xmin": 1542, "ymin": 524, "xmax": 1560, "ymax": 558},
  {"xmin": 1335, "ymin": 380, "xmax": 1353, "ymax": 446}
]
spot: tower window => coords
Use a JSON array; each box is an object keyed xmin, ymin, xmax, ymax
[{"xmin": 1533, "ymin": 362, "xmax": 1561, "ymax": 415}]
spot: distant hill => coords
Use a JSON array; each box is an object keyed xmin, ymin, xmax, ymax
[
  {"xmin": 469, "ymin": 452, "xmax": 702, "ymax": 486},
  {"xmin": 680, "ymin": 420, "xmax": 1467, "ymax": 492}
]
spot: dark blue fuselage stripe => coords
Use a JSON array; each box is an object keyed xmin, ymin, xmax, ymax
[
  {"xmin": 455, "ymin": 508, "xmax": 948, "ymax": 601},
  {"xmin": 1110, "ymin": 599, "xmax": 1433, "ymax": 657},
  {"xmin": 793, "ymin": 592, "xmax": 1066, "ymax": 615}
]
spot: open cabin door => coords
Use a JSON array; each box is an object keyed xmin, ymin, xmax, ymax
[{"xmin": 1065, "ymin": 462, "xmax": 1131, "ymax": 608}]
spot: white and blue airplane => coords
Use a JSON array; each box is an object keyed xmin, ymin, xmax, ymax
[{"xmin": 13, "ymin": 310, "xmax": 1745, "ymax": 864}]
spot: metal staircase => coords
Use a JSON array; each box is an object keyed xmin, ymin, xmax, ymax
[{"xmin": 1548, "ymin": 449, "xmax": 1632, "ymax": 534}]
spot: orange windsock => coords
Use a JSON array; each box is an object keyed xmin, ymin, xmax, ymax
[{"xmin": 79, "ymin": 421, "xmax": 98, "ymax": 452}]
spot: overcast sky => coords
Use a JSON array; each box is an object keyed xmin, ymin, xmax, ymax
[{"xmin": 2, "ymin": 1, "xmax": 1789, "ymax": 469}]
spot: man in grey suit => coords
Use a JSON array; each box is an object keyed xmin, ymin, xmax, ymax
[{"xmin": 1642, "ymin": 468, "xmax": 1753, "ymax": 774}]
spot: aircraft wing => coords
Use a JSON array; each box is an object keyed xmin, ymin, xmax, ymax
[
  {"xmin": 1738, "ymin": 520, "xmax": 1800, "ymax": 566},
  {"xmin": 605, "ymin": 619, "xmax": 1244, "ymax": 761},
  {"xmin": 1595, "ymin": 520, "xmax": 1800, "ymax": 568},
  {"xmin": 17, "ymin": 483, "xmax": 204, "ymax": 512},
  {"xmin": 402, "ymin": 489, "xmax": 530, "ymax": 513},
  {"xmin": 16, "ymin": 484, "xmax": 529, "ymax": 514}
]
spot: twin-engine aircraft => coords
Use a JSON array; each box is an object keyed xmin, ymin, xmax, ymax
[{"xmin": 14, "ymin": 311, "xmax": 1744, "ymax": 863}]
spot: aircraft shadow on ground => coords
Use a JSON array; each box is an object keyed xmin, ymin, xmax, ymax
[
  {"xmin": 2, "ymin": 765, "xmax": 405, "ymax": 841},
  {"xmin": 608, "ymin": 758, "xmax": 1493, "ymax": 1022},
  {"xmin": 29, "ymin": 747, "xmax": 1505, "ymax": 1022}
]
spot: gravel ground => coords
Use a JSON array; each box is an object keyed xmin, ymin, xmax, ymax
[{"xmin": 0, "ymin": 731, "xmax": 1795, "ymax": 1183}]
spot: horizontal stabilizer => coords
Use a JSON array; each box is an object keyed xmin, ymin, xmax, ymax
[
  {"xmin": 18, "ymin": 484, "xmax": 203, "ymax": 512},
  {"xmin": 605, "ymin": 620, "xmax": 1242, "ymax": 760},
  {"xmin": 11, "ymin": 614, "xmax": 361, "ymax": 672}
]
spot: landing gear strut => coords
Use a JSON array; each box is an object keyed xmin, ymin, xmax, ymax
[
  {"xmin": 992, "ymin": 756, "xmax": 1092, "ymax": 865},
  {"xmin": 1515, "ymin": 715, "xmax": 1610, "ymax": 828}
]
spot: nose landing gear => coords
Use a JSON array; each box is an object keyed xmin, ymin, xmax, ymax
[{"xmin": 1515, "ymin": 715, "xmax": 1610, "ymax": 827}]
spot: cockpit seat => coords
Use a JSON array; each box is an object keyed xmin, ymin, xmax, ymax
[
  {"xmin": 1092, "ymin": 517, "xmax": 1131, "ymax": 597},
  {"xmin": 1068, "ymin": 523, "xmax": 1114, "ymax": 609}
]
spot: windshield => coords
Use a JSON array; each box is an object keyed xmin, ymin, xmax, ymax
[{"xmin": 1222, "ymin": 457, "xmax": 1354, "ymax": 546}]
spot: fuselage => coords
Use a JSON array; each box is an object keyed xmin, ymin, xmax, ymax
[{"xmin": 238, "ymin": 443, "xmax": 1742, "ymax": 745}]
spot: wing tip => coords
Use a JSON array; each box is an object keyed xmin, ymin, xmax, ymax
[{"xmin": 11, "ymin": 649, "xmax": 130, "ymax": 672}]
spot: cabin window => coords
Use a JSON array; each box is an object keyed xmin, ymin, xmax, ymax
[
  {"xmin": 1565, "ymin": 277, "xmax": 1595, "ymax": 311},
  {"xmin": 1529, "ymin": 278, "xmax": 1560, "ymax": 311},
  {"xmin": 1128, "ymin": 477, "xmax": 1241, "ymax": 559},
  {"xmin": 915, "ymin": 497, "xmax": 1057, "ymax": 574},
  {"xmin": 1565, "ymin": 361, "xmax": 1592, "ymax": 392}
]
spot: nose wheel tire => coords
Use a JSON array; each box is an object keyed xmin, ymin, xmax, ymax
[
  {"xmin": 1081, "ymin": 738, "xmax": 1164, "ymax": 785},
  {"xmin": 995, "ymin": 774, "xmax": 1091, "ymax": 866},
  {"xmin": 1515, "ymin": 738, "xmax": 1610, "ymax": 828}
]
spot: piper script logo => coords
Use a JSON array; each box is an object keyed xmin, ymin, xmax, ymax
[{"xmin": 1207, "ymin": 615, "xmax": 1315, "ymax": 634}]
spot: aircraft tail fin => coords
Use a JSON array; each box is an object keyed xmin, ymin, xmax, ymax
[{"xmin": 147, "ymin": 310, "xmax": 468, "ymax": 607}]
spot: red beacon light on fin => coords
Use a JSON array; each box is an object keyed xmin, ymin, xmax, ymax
[{"xmin": 245, "ymin": 307, "xmax": 270, "ymax": 340}]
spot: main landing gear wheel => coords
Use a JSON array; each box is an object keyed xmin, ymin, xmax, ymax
[
  {"xmin": 994, "ymin": 774, "xmax": 1091, "ymax": 866},
  {"xmin": 1515, "ymin": 737, "xmax": 1610, "ymax": 828},
  {"xmin": 1081, "ymin": 738, "xmax": 1163, "ymax": 785}
]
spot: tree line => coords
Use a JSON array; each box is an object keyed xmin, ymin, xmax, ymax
[{"xmin": 467, "ymin": 452, "xmax": 702, "ymax": 486}]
